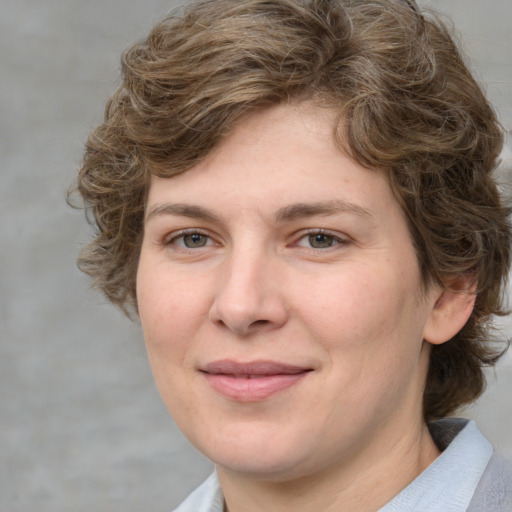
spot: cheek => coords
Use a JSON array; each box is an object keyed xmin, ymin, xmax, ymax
[
  {"xmin": 137, "ymin": 262, "xmax": 205, "ymax": 364},
  {"xmin": 298, "ymin": 268, "xmax": 429, "ymax": 425},
  {"xmin": 137, "ymin": 268, "xmax": 202, "ymax": 413},
  {"xmin": 138, "ymin": 258, "xmax": 206, "ymax": 320},
  {"xmin": 297, "ymin": 263, "xmax": 426, "ymax": 363}
]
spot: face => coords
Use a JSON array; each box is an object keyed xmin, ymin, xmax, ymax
[{"xmin": 137, "ymin": 103, "xmax": 443, "ymax": 482}]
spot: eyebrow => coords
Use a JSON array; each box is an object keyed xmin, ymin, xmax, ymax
[
  {"xmin": 275, "ymin": 200, "xmax": 374, "ymax": 222},
  {"xmin": 145, "ymin": 203, "xmax": 220, "ymax": 223},
  {"xmin": 145, "ymin": 200, "xmax": 374, "ymax": 224}
]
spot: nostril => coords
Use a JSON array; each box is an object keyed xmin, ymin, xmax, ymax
[
  {"xmin": 215, "ymin": 317, "xmax": 273, "ymax": 336},
  {"xmin": 248, "ymin": 319, "xmax": 271, "ymax": 331},
  {"xmin": 251, "ymin": 320, "xmax": 269, "ymax": 326}
]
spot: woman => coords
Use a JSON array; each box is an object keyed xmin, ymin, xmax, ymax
[{"xmin": 74, "ymin": 0, "xmax": 512, "ymax": 510}]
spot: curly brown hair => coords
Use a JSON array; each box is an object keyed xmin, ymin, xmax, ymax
[{"xmin": 74, "ymin": 0, "xmax": 511, "ymax": 421}]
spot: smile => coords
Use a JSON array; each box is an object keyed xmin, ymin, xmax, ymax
[{"xmin": 201, "ymin": 360, "xmax": 312, "ymax": 402}]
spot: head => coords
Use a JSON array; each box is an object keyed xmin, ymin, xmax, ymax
[{"xmin": 76, "ymin": 0, "xmax": 510, "ymax": 423}]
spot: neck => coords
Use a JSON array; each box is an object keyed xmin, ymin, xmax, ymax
[{"xmin": 217, "ymin": 420, "xmax": 440, "ymax": 512}]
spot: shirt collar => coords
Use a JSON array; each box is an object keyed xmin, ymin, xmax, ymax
[{"xmin": 378, "ymin": 419, "xmax": 493, "ymax": 512}]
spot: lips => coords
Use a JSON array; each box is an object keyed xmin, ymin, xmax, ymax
[{"xmin": 201, "ymin": 360, "xmax": 312, "ymax": 401}]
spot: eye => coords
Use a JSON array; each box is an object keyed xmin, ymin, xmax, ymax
[
  {"xmin": 295, "ymin": 231, "xmax": 346, "ymax": 249},
  {"xmin": 167, "ymin": 231, "xmax": 214, "ymax": 249}
]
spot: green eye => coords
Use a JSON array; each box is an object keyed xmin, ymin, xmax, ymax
[{"xmin": 308, "ymin": 233, "xmax": 336, "ymax": 248}]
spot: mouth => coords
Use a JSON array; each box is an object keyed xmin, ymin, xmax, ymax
[{"xmin": 200, "ymin": 360, "xmax": 313, "ymax": 402}]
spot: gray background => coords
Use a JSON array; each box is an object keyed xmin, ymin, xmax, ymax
[{"xmin": 1, "ymin": 1, "xmax": 511, "ymax": 511}]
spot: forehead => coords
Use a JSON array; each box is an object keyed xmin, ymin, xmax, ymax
[{"xmin": 145, "ymin": 103, "xmax": 399, "ymax": 221}]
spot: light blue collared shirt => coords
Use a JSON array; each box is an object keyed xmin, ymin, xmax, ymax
[
  {"xmin": 172, "ymin": 419, "xmax": 494, "ymax": 512},
  {"xmin": 379, "ymin": 419, "xmax": 492, "ymax": 512}
]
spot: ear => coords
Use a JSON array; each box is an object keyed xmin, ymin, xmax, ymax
[{"xmin": 423, "ymin": 277, "xmax": 476, "ymax": 346}]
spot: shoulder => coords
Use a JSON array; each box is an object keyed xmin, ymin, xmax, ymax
[
  {"xmin": 171, "ymin": 473, "xmax": 224, "ymax": 512},
  {"xmin": 467, "ymin": 452, "xmax": 512, "ymax": 512},
  {"xmin": 430, "ymin": 418, "xmax": 512, "ymax": 512}
]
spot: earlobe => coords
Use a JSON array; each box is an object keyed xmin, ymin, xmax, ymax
[{"xmin": 423, "ymin": 279, "xmax": 477, "ymax": 346}]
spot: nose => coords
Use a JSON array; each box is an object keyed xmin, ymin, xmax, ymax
[{"xmin": 209, "ymin": 249, "xmax": 288, "ymax": 336}]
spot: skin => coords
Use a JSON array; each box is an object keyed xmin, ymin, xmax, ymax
[{"xmin": 136, "ymin": 103, "xmax": 475, "ymax": 512}]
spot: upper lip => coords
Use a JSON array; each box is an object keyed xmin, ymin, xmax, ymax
[{"xmin": 202, "ymin": 360, "xmax": 312, "ymax": 376}]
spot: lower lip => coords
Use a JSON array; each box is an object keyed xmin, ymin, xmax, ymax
[{"xmin": 203, "ymin": 372, "xmax": 309, "ymax": 401}]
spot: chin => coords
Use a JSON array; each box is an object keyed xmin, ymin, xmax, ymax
[
  {"xmin": 215, "ymin": 455, "xmax": 312, "ymax": 482},
  {"xmin": 193, "ymin": 426, "xmax": 321, "ymax": 481}
]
